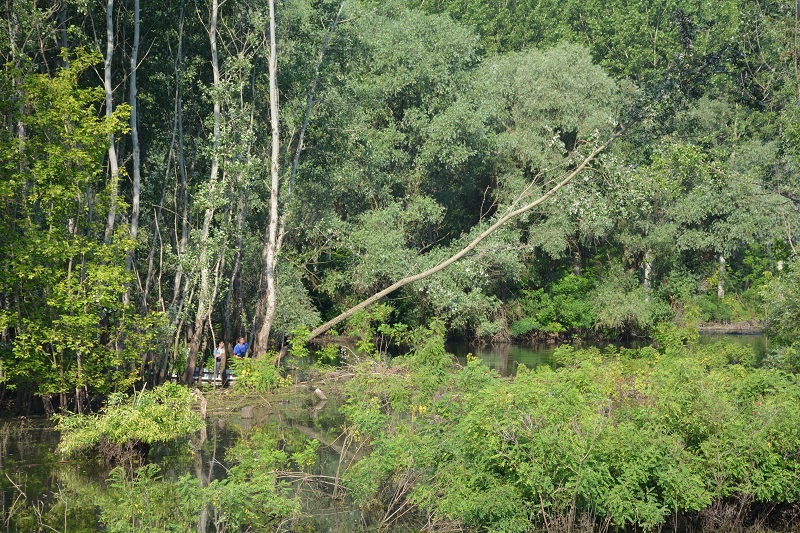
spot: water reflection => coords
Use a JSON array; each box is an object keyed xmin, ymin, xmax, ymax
[
  {"xmin": 449, "ymin": 341, "xmax": 558, "ymax": 375},
  {"xmin": 0, "ymin": 391, "xmax": 382, "ymax": 533},
  {"xmin": 697, "ymin": 332, "xmax": 769, "ymax": 363},
  {"xmin": 449, "ymin": 333, "xmax": 770, "ymax": 376}
]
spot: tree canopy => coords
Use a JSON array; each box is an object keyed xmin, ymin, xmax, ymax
[{"xmin": 1, "ymin": 0, "xmax": 798, "ymax": 409}]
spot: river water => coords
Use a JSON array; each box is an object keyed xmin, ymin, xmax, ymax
[
  {"xmin": 0, "ymin": 334, "xmax": 773, "ymax": 531},
  {"xmin": 450, "ymin": 332, "xmax": 769, "ymax": 376}
]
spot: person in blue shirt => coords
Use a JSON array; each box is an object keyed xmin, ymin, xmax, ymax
[{"xmin": 233, "ymin": 337, "xmax": 248, "ymax": 358}]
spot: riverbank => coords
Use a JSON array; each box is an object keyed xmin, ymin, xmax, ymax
[
  {"xmin": 697, "ymin": 320, "xmax": 764, "ymax": 335},
  {"xmin": 4, "ymin": 335, "xmax": 792, "ymax": 533}
]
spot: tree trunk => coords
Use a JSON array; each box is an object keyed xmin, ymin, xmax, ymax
[
  {"xmin": 58, "ymin": 3, "xmax": 69, "ymax": 66},
  {"xmin": 306, "ymin": 127, "xmax": 625, "ymax": 341},
  {"xmin": 183, "ymin": 258, "xmax": 211, "ymax": 384},
  {"xmin": 277, "ymin": 0, "xmax": 345, "ymax": 254},
  {"xmin": 223, "ymin": 82, "xmax": 256, "ymax": 344},
  {"xmin": 103, "ymin": 0, "xmax": 121, "ymax": 244},
  {"xmin": 145, "ymin": 12, "xmax": 183, "ymax": 313},
  {"xmin": 172, "ymin": 9, "xmax": 190, "ymax": 309},
  {"xmin": 252, "ymin": 0, "xmax": 345, "ymax": 356},
  {"xmin": 252, "ymin": 0, "xmax": 280, "ymax": 357},
  {"xmin": 142, "ymin": 140, "xmax": 173, "ymax": 312},
  {"xmin": 182, "ymin": 0, "xmax": 222, "ymax": 383},
  {"xmin": 223, "ymin": 189, "xmax": 246, "ymax": 343},
  {"xmin": 571, "ymin": 246, "xmax": 581, "ymax": 276},
  {"xmin": 127, "ymin": 0, "xmax": 142, "ymax": 301},
  {"xmin": 717, "ymin": 254, "xmax": 725, "ymax": 300},
  {"xmin": 75, "ymin": 351, "xmax": 84, "ymax": 414},
  {"xmin": 643, "ymin": 249, "xmax": 653, "ymax": 289}
]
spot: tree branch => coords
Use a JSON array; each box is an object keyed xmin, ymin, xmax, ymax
[{"xmin": 307, "ymin": 125, "xmax": 626, "ymax": 341}]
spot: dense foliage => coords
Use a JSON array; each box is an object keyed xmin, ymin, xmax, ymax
[
  {"xmin": 55, "ymin": 382, "xmax": 204, "ymax": 457},
  {"xmin": 341, "ymin": 329, "xmax": 800, "ymax": 531},
  {"xmin": 4, "ymin": 327, "xmax": 800, "ymax": 531},
  {"xmin": 1, "ymin": 0, "xmax": 799, "ymax": 412}
]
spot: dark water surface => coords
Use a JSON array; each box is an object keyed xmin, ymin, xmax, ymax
[
  {"xmin": 0, "ymin": 334, "xmax": 773, "ymax": 531},
  {"xmin": 449, "ymin": 333, "xmax": 769, "ymax": 376},
  {"xmin": 0, "ymin": 393, "xmax": 377, "ymax": 532},
  {"xmin": 448, "ymin": 340, "xmax": 559, "ymax": 374}
]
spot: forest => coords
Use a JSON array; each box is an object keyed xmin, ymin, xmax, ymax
[
  {"xmin": 2, "ymin": 0, "xmax": 799, "ymax": 411},
  {"xmin": 3, "ymin": 0, "xmax": 800, "ymax": 531}
]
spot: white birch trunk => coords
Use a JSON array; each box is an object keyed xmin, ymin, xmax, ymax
[
  {"xmin": 253, "ymin": 0, "xmax": 281, "ymax": 357},
  {"xmin": 643, "ymin": 249, "xmax": 653, "ymax": 289},
  {"xmin": 103, "ymin": 0, "xmax": 121, "ymax": 244},
  {"xmin": 253, "ymin": 0, "xmax": 345, "ymax": 356},
  {"xmin": 129, "ymin": 0, "xmax": 141, "ymax": 248}
]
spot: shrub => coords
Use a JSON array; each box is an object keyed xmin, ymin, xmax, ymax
[
  {"xmin": 761, "ymin": 261, "xmax": 800, "ymax": 344},
  {"xmin": 509, "ymin": 273, "xmax": 596, "ymax": 337},
  {"xmin": 762, "ymin": 344, "xmax": 800, "ymax": 373},
  {"xmin": 55, "ymin": 383, "xmax": 203, "ymax": 458},
  {"xmin": 341, "ymin": 340, "xmax": 800, "ymax": 531},
  {"xmin": 232, "ymin": 356, "xmax": 292, "ymax": 393},
  {"xmin": 591, "ymin": 263, "xmax": 673, "ymax": 335}
]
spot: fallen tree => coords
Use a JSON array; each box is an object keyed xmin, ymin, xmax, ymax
[{"xmin": 307, "ymin": 125, "xmax": 626, "ymax": 342}]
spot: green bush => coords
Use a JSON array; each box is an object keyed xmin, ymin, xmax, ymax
[
  {"xmin": 509, "ymin": 273, "xmax": 596, "ymax": 337},
  {"xmin": 761, "ymin": 261, "xmax": 800, "ymax": 344},
  {"xmin": 762, "ymin": 344, "xmax": 800, "ymax": 373},
  {"xmin": 341, "ymin": 339, "xmax": 800, "ymax": 531},
  {"xmin": 510, "ymin": 267, "xmax": 675, "ymax": 340},
  {"xmin": 232, "ymin": 356, "xmax": 292, "ymax": 393},
  {"xmin": 55, "ymin": 383, "xmax": 204, "ymax": 457},
  {"xmin": 590, "ymin": 263, "xmax": 673, "ymax": 335},
  {"xmin": 314, "ymin": 343, "xmax": 341, "ymax": 367},
  {"xmin": 692, "ymin": 293, "xmax": 758, "ymax": 323}
]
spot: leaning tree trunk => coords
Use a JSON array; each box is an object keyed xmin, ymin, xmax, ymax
[{"xmin": 306, "ymin": 126, "xmax": 626, "ymax": 342}]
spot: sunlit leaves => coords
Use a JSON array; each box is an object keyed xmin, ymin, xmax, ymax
[
  {"xmin": 343, "ymin": 338, "xmax": 800, "ymax": 530},
  {"xmin": 55, "ymin": 383, "xmax": 203, "ymax": 456},
  {"xmin": 0, "ymin": 50, "xmax": 159, "ymax": 400}
]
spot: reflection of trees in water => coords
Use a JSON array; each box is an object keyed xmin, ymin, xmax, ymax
[
  {"xmin": 454, "ymin": 342, "xmax": 560, "ymax": 376},
  {"xmin": 480, "ymin": 342, "xmax": 510, "ymax": 375},
  {"xmin": 0, "ymin": 400, "xmax": 369, "ymax": 532}
]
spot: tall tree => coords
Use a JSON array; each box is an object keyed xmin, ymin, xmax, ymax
[
  {"xmin": 181, "ymin": 0, "xmax": 223, "ymax": 383},
  {"xmin": 251, "ymin": 0, "xmax": 281, "ymax": 357},
  {"xmin": 103, "ymin": 0, "xmax": 122, "ymax": 244},
  {"xmin": 128, "ymin": 0, "xmax": 142, "ymax": 281}
]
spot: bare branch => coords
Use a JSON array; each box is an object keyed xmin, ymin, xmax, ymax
[{"xmin": 307, "ymin": 125, "xmax": 627, "ymax": 341}]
